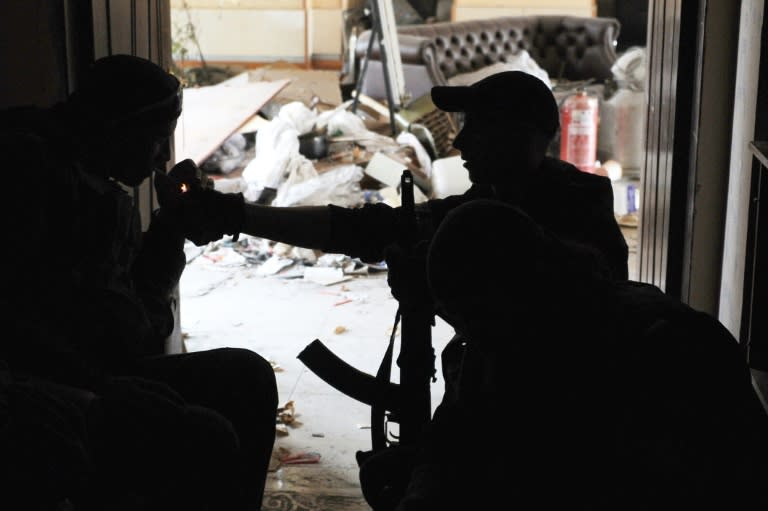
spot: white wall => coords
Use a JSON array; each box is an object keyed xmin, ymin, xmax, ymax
[
  {"xmin": 452, "ymin": 0, "xmax": 594, "ymax": 20},
  {"xmin": 174, "ymin": 8, "xmax": 307, "ymax": 61},
  {"xmin": 171, "ymin": 0, "xmax": 595, "ymax": 64}
]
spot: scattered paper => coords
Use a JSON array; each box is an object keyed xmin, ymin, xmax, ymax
[
  {"xmin": 269, "ymin": 446, "xmax": 290, "ymax": 471},
  {"xmin": 316, "ymin": 253, "xmax": 349, "ymax": 267},
  {"xmin": 364, "ymin": 151, "xmax": 407, "ymax": 188},
  {"xmin": 257, "ymin": 255, "xmax": 295, "ymax": 276},
  {"xmin": 303, "ymin": 266, "xmax": 351, "ymax": 286},
  {"xmin": 277, "ymin": 400, "xmax": 297, "ymax": 424},
  {"xmin": 202, "ymin": 246, "xmax": 247, "ymax": 266},
  {"xmin": 276, "ymin": 400, "xmax": 302, "ymax": 430}
]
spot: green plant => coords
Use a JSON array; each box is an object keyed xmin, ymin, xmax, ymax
[{"xmin": 171, "ymin": 1, "xmax": 210, "ymax": 85}]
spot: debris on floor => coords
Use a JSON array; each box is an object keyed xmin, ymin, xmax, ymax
[
  {"xmin": 280, "ymin": 451, "xmax": 321, "ymax": 465},
  {"xmin": 268, "ymin": 446, "xmax": 289, "ymax": 471},
  {"xmin": 256, "ymin": 254, "xmax": 295, "ymax": 276},
  {"xmin": 276, "ymin": 400, "xmax": 302, "ymax": 437},
  {"xmin": 303, "ymin": 267, "xmax": 350, "ymax": 286},
  {"xmin": 201, "ymin": 133, "xmax": 249, "ymax": 175},
  {"xmin": 269, "ymin": 446, "xmax": 322, "ymax": 470},
  {"xmin": 184, "ymin": 235, "xmax": 384, "ymax": 287}
]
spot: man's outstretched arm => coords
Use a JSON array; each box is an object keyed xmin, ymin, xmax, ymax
[
  {"xmin": 178, "ymin": 189, "xmax": 403, "ymax": 263},
  {"xmin": 241, "ymin": 203, "xmax": 332, "ymax": 250}
]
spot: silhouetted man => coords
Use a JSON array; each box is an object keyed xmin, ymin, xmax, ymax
[
  {"xmin": 1, "ymin": 54, "xmax": 276, "ymax": 510},
  {"xmin": 402, "ymin": 199, "xmax": 768, "ymax": 510}
]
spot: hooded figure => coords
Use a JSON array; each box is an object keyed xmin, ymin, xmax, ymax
[{"xmin": 392, "ymin": 199, "xmax": 768, "ymax": 510}]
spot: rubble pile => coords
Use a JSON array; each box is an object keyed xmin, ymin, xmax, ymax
[{"xmin": 184, "ymin": 71, "xmax": 466, "ymax": 278}]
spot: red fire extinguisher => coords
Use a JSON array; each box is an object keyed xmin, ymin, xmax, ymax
[{"xmin": 560, "ymin": 89, "xmax": 599, "ymax": 173}]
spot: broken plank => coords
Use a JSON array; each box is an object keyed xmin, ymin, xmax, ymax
[{"xmin": 173, "ymin": 78, "xmax": 290, "ymax": 165}]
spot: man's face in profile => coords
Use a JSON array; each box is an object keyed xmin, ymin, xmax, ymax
[
  {"xmin": 106, "ymin": 119, "xmax": 177, "ymax": 187},
  {"xmin": 452, "ymin": 110, "xmax": 547, "ymax": 185}
]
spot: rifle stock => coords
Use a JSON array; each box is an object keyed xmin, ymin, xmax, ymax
[{"xmin": 297, "ymin": 339, "xmax": 402, "ymax": 414}]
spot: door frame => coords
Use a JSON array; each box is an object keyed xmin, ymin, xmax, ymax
[{"xmin": 640, "ymin": 0, "xmax": 741, "ymax": 319}]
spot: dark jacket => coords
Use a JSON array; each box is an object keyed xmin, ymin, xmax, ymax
[
  {"xmin": 1, "ymin": 106, "xmax": 184, "ymax": 388},
  {"xmin": 399, "ymin": 281, "xmax": 768, "ymax": 510},
  {"xmin": 327, "ymin": 157, "xmax": 629, "ymax": 280}
]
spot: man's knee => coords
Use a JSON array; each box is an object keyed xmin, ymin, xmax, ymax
[
  {"xmin": 198, "ymin": 348, "xmax": 277, "ymax": 492},
  {"xmin": 207, "ymin": 347, "xmax": 273, "ymax": 376},
  {"xmin": 204, "ymin": 348, "xmax": 278, "ymax": 412},
  {"xmin": 181, "ymin": 404, "xmax": 240, "ymax": 462}
]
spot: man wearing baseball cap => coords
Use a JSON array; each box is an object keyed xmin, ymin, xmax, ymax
[
  {"xmin": 428, "ymin": 71, "xmax": 625, "ymax": 278},
  {"xmin": 431, "ymin": 70, "xmax": 559, "ymax": 183}
]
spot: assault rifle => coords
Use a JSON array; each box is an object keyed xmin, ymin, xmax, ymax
[{"xmin": 298, "ymin": 169, "xmax": 436, "ymax": 457}]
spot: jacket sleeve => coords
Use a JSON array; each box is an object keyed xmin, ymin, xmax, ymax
[
  {"xmin": 583, "ymin": 176, "xmax": 629, "ymax": 280},
  {"xmin": 325, "ymin": 187, "xmax": 488, "ymax": 263},
  {"xmin": 552, "ymin": 168, "xmax": 629, "ymax": 280},
  {"xmin": 130, "ymin": 209, "xmax": 187, "ymax": 354}
]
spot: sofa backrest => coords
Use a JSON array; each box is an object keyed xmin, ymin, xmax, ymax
[{"xmin": 398, "ymin": 15, "xmax": 620, "ymax": 82}]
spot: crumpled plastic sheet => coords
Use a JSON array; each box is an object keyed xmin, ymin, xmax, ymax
[
  {"xmin": 316, "ymin": 101, "xmax": 368, "ymax": 136},
  {"xmin": 242, "ymin": 100, "xmax": 374, "ymax": 203},
  {"xmin": 611, "ymin": 46, "xmax": 647, "ymax": 89},
  {"xmin": 276, "ymin": 101, "xmax": 317, "ymax": 136},
  {"xmin": 242, "ymin": 115, "xmax": 306, "ymax": 199},
  {"xmin": 202, "ymin": 132, "xmax": 248, "ymax": 174},
  {"xmin": 274, "ymin": 164, "xmax": 364, "ymax": 208}
]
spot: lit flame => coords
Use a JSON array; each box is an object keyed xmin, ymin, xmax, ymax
[{"xmin": 180, "ymin": 183, "xmax": 189, "ymax": 193}]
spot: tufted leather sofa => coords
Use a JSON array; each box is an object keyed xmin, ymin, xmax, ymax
[{"xmin": 355, "ymin": 15, "xmax": 621, "ymax": 104}]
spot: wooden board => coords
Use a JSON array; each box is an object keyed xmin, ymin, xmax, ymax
[
  {"xmin": 174, "ymin": 78, "xmax": 290, "ymax": 165},
  {"xmin": 248, "ymin": 67, "xmax": 344, "ymax": 106}
]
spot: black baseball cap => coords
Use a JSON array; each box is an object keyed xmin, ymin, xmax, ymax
[{"xmin": 431, "ymin": 70, "xmax": 559, "ymax": 138}]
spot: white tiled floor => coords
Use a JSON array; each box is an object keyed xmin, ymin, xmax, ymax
[{"xmin": 179, "ymin": 243, "xmax": 454, "ymax": 509}]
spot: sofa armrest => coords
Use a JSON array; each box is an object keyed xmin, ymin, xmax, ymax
[{"xmin": 529, "ymin": 16, "xmax": 621, "ymax": 81}]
